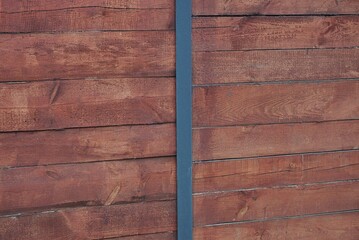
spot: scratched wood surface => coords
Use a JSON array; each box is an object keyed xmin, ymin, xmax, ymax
[
  {"xmin": 193, "ymin": 81, "xmax": 359, "ymax": 126},
  {"xmin": 193, "ymin": 2, "xmax": 359, "ymax": 237},
  {"xmin": 194, "ymin": 49, "xmax": 359, "ymax": 84},
  {"xmin": 194, "ymin": 211, "xmax": 359, "ymax": 240},
  {"xmin": 0, "ymin": 78, "xmax": 175, "ymax": 131},
  {"xmin": 0, "ymin": 1, "xmax": 176, "ymax": 239},
  {"xmin": 193, "ymin": 0, "xmax": 359, "ymax": 15},
  {"xmin": 0, "ymin": 201, "xmax": 176, "ymax": 239}
]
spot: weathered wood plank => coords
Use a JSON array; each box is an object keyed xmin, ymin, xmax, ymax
[
  {"xmin": 193, "ymin": 81, "xmax": 359, "ymax": 126},
  {"xmin": 0, "ymin": 78, "xmax": 175, "ymax": 131},
  {"xmin": 194, "ymin": 211, "xmax": 359, "ymax": 240},
  {"xmin": 0, "ymin": 31, "xmax": 174, "ymax": 81},
  {"xmin": 0, "ymin": 0, "xmax": 172, "ymax": 12},
  {"xmin": 193, "ymin": 16, "xmax": 359, "ymax": 51},
  {"xmin": 194, "ymin": 181, "xmax": 359, "ymax": 226},
  {"xmin": 0, "ymin": 157, "xmax": 175, "ymax": 214},
  {"xmin": 0, "ymin": 123, "xmax": 175, "ymax": 168},
  {"xmin": 194, "ymin": 49, "xmax": 359, "ymax": 84},
  {"xmin": 193, "ymin": 0, "xmax": 359, "ymax": 16},
  {"xmin": 0, "ymin": 7, "xmax": 174, "ymax": 32},
  {"xmin": 193, "ymin": 120, "xmax": 359, "ymax": 161},
  {"xmin": 194, "ymin": 151, "xmax": 359, "ymax": 193},
  {"xmin": 0, "ymin": 201, "xmax": 176, "ymax": 239}
]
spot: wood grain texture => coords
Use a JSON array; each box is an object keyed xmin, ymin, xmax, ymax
[
  {"xmin": 0, "ymin": 201, "xmax": 176, "ymax": 239},
  {"xmin": 0, "ymin": 78, "xmax": 174, "ymax": 131},
  {"xmin": 194, "ymin": 181, "xmax": 359, "ymax": 226},
  {"xmin": 193, "ymin": 16, "xmax": 359, "ymax": 51},
  {"xmin": 0, "ymin": 0, "xmax": 172, "ymax": 12},
  {"xmin": 193, "ymin": 81, "xmax": 359, "ymax": 127},
  {"xmin": 0, "ymin": 123, "xmax": 175, "ymax": 168},
  {"xmin": 193, "ymin": 120, "xmax": 359, "ymax": 161},
  {"xmin": 115, "ymin": 232, "xmax": 176, "ymax": 240},
  {"xmin": 0, "ymin": 31, "xmax": 174, "ymax": 81},
  {"xmin": 194, "ymin": 48, "xmax": 359, "ymax": 84},
  {"xmin": 194, "ymin": 211, "xmax": 359, "ymax": 240},
  {"xmin": 194, "ymin": 151, "xmax": 359, "ymax": 193},
  {"xmin": 193, "ymin": 0, "xmax": 359, "ymax": 15},
  {"xmin": 0, "ymin": 157, "xmax": 175, "ymax": 214},
  {"xmin": 0, "ymin": 7, "xmax": 174, "ymax": 32}
]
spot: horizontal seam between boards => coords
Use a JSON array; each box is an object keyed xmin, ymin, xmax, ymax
[
  {"xmin": 192, "ymin": 118, "xmax": 359, "ymax": 129},
  {"xmin": 193, "ymin": 149, "xmax": 359, "ymax": 164},
  {"xmin": 93, "ymin": 231, "xmax": 176, "ymax": 240},
  {"xmin": 193, "ymin": 178, "xmax": 359, "ymax": 196},
  {"xmin": 0, "ymin": 198, "xmax": 176, "ymax": 219},
  {"xmin": 0, "ymin": 155, "xmax": 176, "ymax": 170},
  {"xmin": 195, "ymin": 209, "xmax": 359, "ymax": 228},
  {"xmin": 193, "ymin": 14, "xmax": 359, "ymax": 18},
  {"xmin": 0, "ymin": 29, "xmax": 175, "ymax": 35},
  {"xmin": 193, "ymin": 46, "xmax": 359, "ymax": 53},
  {"xmin": 0, "ymin": 121, "xmax": 175, "ymax": 134},
  {"xmin": 192, "ymin": 78, "xmax": 359, "ymax": 87}
]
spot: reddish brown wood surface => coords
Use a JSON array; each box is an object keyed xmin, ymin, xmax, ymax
[
  {"xmin": 0, "ymin": 0, "xmax": 172, "ymax": 12},
  {"xmin": 0, "ymin": 8, "xmax": 174, "ymax": 32},
  {"xmin": 193, "ymin": 16, "xmax": 359, "ymax": 51},
  {"xmin": 0, "ymin": 78, "xmax": 174, "ymax": 131},
  {"xmin": 194, "ymin": 151, "xmax": 359, "ymax": 193},
  {"xmin": 193, "ymin": 120, "xmax": 359, "ymax": 161},
  {"xmin": 116, "ymin": 232, "xmax": 176, "ymax": 240},
  {"xmin": 194, "ymin": 49, "xmax": 359, "ymax": 84},
  {"xmin": 0, "ymin": 157, "xmax": 175, "ymax": 214},
  {"xmin": 0, "ymin": 31, "xmax": 174, "ymax": 82},
  {"xmin": 194, "ymin": 181, "xmax": 359, "ymax": 226},
  {"xmin": 193, "ymin": 81, "xmax": 359, "ymax": 126},
  {"xmin": 0, "ymin": 123, "xmax": 175, "ymax": 168},
  {"xmin": 193, "ymin": 0, "xmax": 359, "ymax": 15},
  {"xmin": 0, "ymin": 201, "xmax": 176, "ymax": 239},
  {"xmin": 194, "ymin": 211, "xmax": 359, "ymax": 240}
]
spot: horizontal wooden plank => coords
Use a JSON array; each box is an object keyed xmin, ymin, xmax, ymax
[
  {"xmin": 194, "ymin": 48, "xmax": 359, "ymax": 84},
  {"xmin": 194, "ymin": 151, "xmax": 359, "ymax": 193},
  {"xmin": 0, "ymin": 7, "xmax": 174, "ymax": 33},
  {"xmin": 193, "ymin": 120, "xmax": 359, "ymax": 161},
  {"xmin": 193, "ymin": 0, "xmax": 359, "ymax": 16},
  {"xmin": 0, "ymin": 31, "xmax": 174, "ymax": 81},
  {"xmin": 0, "ymin": 201, "xmax": 176, "ymax": 239},
  {"xmin": 0, "ymin": 157, "xmax": 175, "ymax": 214},
  {"xmin": 193, "ymin": 16, "xmax": 359, "ymax": 51},
  {"xmin": 0, "ymin": 78, "xmax": 175, "ymax": 131},
  {"xmin": 0, "ymin": 0, "xmax": 172, "ymax": 12},
  {"xmin": 194, "ymin": 181, "xmax": 359, "ymax": 226},
  {"xmin": 194, "ymin": 211, "xmax": 359, "ymax": 240},
  {"xmin": 115, "ymin": 232, "xmax": 176, "ymax": 240},
  {"xmin": 193, "ymin": 81, "xmax": 359, "ymax": 126},
  {"xmin": 0, "ymin": 123, "xmax": 175, "ymax": 168}
]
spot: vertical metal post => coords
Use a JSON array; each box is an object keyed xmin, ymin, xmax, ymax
[{"xmin": 176, "ymin": 0, "xmax": 193, "ymax": 239}]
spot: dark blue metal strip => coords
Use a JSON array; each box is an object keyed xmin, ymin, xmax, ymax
[{"xmin": 176, "ymin": 0, "xmax": 193, "ymax": 239}]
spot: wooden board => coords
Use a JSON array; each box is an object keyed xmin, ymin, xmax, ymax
[
  {"xmin": 0, "ymin": 0, "xmax": 172, "ymax": 12},
  {"xmin": 194, "ymin": 49, "xmax": 359, "ymax": 84},
  {"xmin": 193, "ymin": 0, "xmax": 359, "ymax": 15},
  {"xmin": 193, "ymin": 120, "xmax": 359, "ymax": 161},
  {"xmin": 0, "ymin": 78, "xmax": 175, "ymax": 131},
  {"xmin": 0, "ymin": 201, "xmax": 176, "ymax": 239},
  {"xmin": 193, "ymin": 81, "xmax": 359, "ymax": 126},
  {"xmin": 194, "ymin": 181, "xmax": 359, "ymax": 226},
  {"xmin": 0, "ymin": 157, "xmax": 175, "ymax": 214},
  {"xmin": 0, "ymin": 123, "xmax": 175, "ymax": 168},
  {"xmin": 0, "ymin": 8, "xmax": 174, "ymax": 32},
  {"xmin": 0, "ymin": 31, "xmax": 174, "ymax": 81},
  {"xmin": 194, "ymin": 211, "xmax": 359, "ymax": 240},
  {"xmin": 115, "ymin": 232, "xmax": 176, "ymax": 240},
  {"xmin": 193, "ymin": 16, "xmax": 359, "ymax": 51},
  {"xmin": 194, "ymin": 151, "xmax": 359, "ymax": 193}
]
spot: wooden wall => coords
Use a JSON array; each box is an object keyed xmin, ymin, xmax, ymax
[
  {"xmin": 192, "ymin": 1, "xmax": 359, "ymax": 239},
  {"xmin": 0, "ymin": 1, "xmax": 176, "ymax": 239}
]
